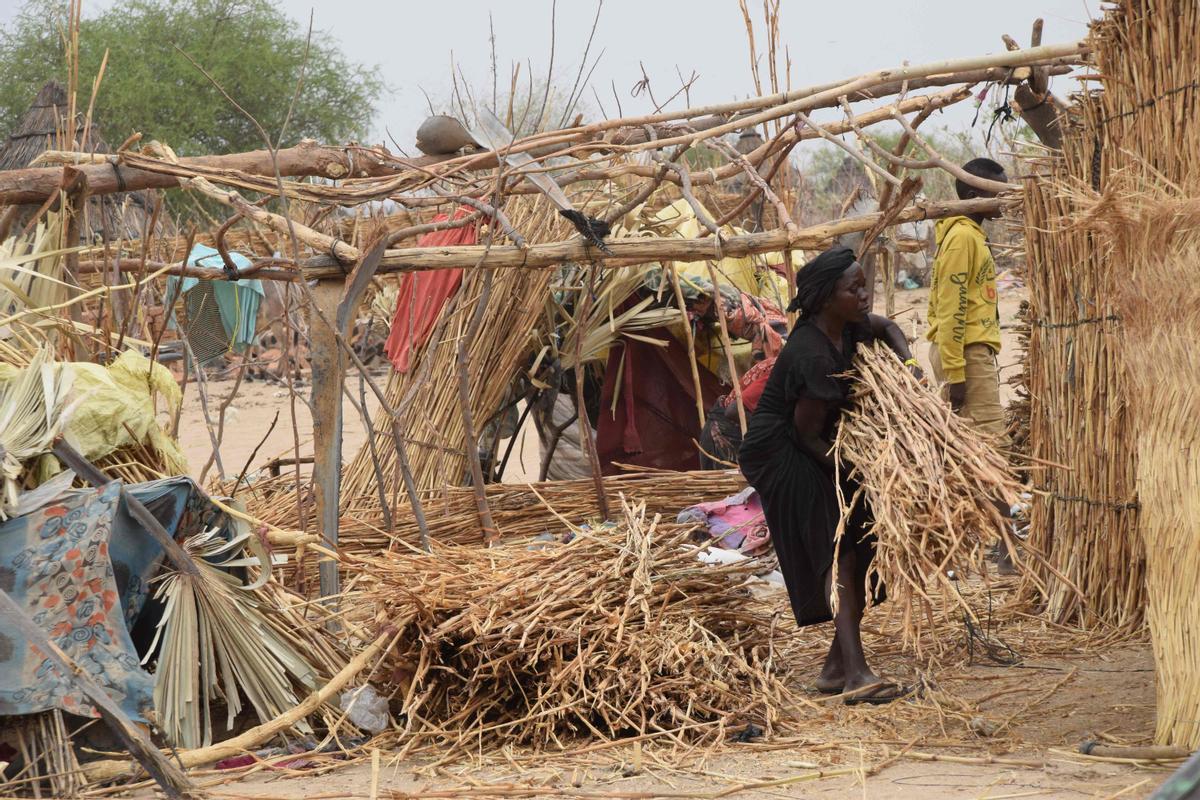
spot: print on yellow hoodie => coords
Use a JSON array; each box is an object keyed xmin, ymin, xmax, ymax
[{"xmin": 925, "ymin": 216, "xmax": 1001, "ymax": 383}]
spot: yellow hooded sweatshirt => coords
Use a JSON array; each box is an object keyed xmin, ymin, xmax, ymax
[{"xmin": 925, "ymin": 216, "xmax": 1001, "ymax": 383}]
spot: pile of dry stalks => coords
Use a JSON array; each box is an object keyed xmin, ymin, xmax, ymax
[
  {"xmin": 350, "ymin": 498, "xmax": 794, "ymax": 756},
  {"xmin": 834, "ymin": 344, "xmax": 1023, "ymax": 652}
]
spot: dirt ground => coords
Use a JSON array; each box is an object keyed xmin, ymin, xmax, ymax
[{"xmin": 147, "ymin": 630, "xmax": 1163, "ymax": 800}]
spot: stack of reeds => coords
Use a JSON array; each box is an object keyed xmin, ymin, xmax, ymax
[
  {"xmin": 339, "ymin": 194, "xmax": 572, "ymax": 505},
  {"xmin": 350, "ymin": 498, "xmax": 793, "ymax": 756},
  {"xmin": 237, "ymin": 468, "xmax": 748, "ymax": 584},
  {"xmin": 1054, "ymin": 0, "xmax": 1200, "ymax": 748},
  {"xmin": 833, "ymin": 344, "xmax": 1023, "ymax": 652},
  {"xmin": 1019, "ymin": 110, "xmax": 1143, "ymax": 630}
]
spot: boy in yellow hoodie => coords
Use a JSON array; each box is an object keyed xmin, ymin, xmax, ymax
[
  {"xmin": 926, "ymin": 157, "xmax": 1008, "ymax": 436},
  {"xmin": 928, "ymin": 157, "xmax": 1018, "ymax": 573}
]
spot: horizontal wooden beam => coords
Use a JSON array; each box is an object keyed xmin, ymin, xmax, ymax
[
  {"xmin": 300, "ymin": 197, "xmax": 1003, "ymax": 279},
  {"xmin": 78, "ymin": 197, "xmax": 1001, "ymax": 283},
  {"xmin": 0, "ymin": 140, "xmax": 404, "ymax": 205}
]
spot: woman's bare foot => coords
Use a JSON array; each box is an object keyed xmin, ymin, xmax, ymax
[
  {"xmin": 842, "ymin": 670, "xmax": 908, "ymax": 705},
  {"xmin": 842, "ymin": 669, "xmax": 884, "ymax": 695},
  {"xmin": 813, "ymin": 669, "xmax": 845, "ymax": 693},
  {"xmin": 814, "ymin": 636, "xmax": 846, "ymax": 692}
]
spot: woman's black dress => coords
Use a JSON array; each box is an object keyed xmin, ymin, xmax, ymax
[{"xmin": 738, "ymin": 320, "xmax": 881, "ymax": 627}]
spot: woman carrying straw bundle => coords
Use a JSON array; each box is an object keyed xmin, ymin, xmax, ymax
[{"xmin": 739, "ymin": 245, "xmax": 919, "ymax": 705}]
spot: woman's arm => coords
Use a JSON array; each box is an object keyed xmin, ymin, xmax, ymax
[
  {"xmin": 866, "ymin": 313, "xmax": 923, "ymax": 379},
  {"xmin": 792, "ymin": 394, "xmax": 836, "ymax": 471}
]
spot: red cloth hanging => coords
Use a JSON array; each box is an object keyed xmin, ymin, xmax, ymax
[{"xmin": 384, "ymin": 209, "xmax": 478, "ymax": 372}]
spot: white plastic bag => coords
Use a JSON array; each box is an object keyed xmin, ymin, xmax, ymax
[{"xmin": 339, "ymin": 685, "xmax": 390, "ymax": 733}]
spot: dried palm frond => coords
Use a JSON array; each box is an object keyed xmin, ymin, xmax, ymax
[
  {"xmin": 833, "ymin": 343, "xmax": 1023, "ymax": 653},
  {"xmin": 368, "ymin": 281, "xmax": 399, "ymax": 322},
  {"xmin": 0, "ymin": 212, "xmax": 70, "ymax": 322},
  {"xmin": 147, "ymin": 523, "xmax": 339, "ymax": 748},
  {"xmin": 559, "ymin": 299, "xmax": 681, "ymax": 369},
  {"xmin": 0, "ymin": 348, "xmax": 75, "ymax": 519}
]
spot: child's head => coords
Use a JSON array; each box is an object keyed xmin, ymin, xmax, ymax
[{"xmin": 955, "ymin": 158, "xmax": 1008, "ymax": 200}]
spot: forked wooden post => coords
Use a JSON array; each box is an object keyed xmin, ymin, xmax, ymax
[{"xmin": 309, "ymin": 241, "xmax": 388, "ymax": 597}]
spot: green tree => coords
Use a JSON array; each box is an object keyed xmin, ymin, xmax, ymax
[{"xmin": 0, "ymin": 0, "xmax": 384, "ymax": 156}]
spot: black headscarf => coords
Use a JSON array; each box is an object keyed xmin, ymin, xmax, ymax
[{"xmin": 787, "ymin": 245, "xmax": 857, "ymax": 319}]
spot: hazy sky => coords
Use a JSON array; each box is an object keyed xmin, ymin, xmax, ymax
[{"xmin": 0, "ymin": 0, "xmax": 1097, "ymax": 152}]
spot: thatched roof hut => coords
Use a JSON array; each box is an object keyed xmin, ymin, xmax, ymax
[{"xmin": 0, "ymin": 81, "xmax": 165, "ymax": 242}]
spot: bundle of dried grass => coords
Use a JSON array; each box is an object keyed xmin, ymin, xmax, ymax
[
  {"xmin": 833, "ymin": 344, "xmax": 1022, "ymax": 652},
  {"xmin": 351, "ymin": 498, "xmax": 793, "ymax": 756},
  {"xmin": 338, "ymin": 468, "xmax": 748, "ymax": 549},
  {"xmin": 340, "ymin": 194, "xmax": 572, "ymax": 504},
  {"xmin": 235, "ymin": 468, "xmax": 749, "ymax": 586},
  {"xmin": 1067, "ymin": 173, "xmax": 1200, "ymax": 747}
]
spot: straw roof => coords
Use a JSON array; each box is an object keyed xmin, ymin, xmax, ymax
[{"xmin": 0, "ymin": 81, "xmax": 164, "ymax": 242}]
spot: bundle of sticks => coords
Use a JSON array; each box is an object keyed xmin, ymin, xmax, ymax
[
  {"xmin": 834, "ymin": 344, "xmax": 1022, "ymax": 652},
  {"xmin": 351, "ymin": 498, "xmax": 794, "ymax": 755}
]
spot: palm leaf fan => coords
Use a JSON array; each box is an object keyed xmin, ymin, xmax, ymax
[{"xmin": 146, "ymin": 523, "xmax": 329, "ymax": 748}]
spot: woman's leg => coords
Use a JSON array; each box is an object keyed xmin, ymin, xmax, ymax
[{"xmin": 827, "ymin": 547, "xmax": 881, "ymax": 692}]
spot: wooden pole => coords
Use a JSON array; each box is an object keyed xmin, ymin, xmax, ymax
[
  {"xmin": 705, "ymin": 262, "xmax": 747, "ymax": 434},
  {"xmin": 76, "ymin": 197, "xmax": 1004, "ymax": 285},
  {"xmin": 308, "ymin": 280, "xmax": 343, "ymax": 599},
  {"xmin": 457, "ymin": 272, "xmax": 501, "ymax": 544},
  {"xmin": 0, "ymin": 140, "xmax": 404, "ymax": 205},
  {"xmin": 52, "ymin": 441, "xmax": 201, "ymax": 578},
  {"xmin": 306, "ymin": 241, "xmax": 392, "ymax": 588},
  {"xmin": 574, "ymin": 269, "xmax": 611, "ymax": 521},
  {"xmin": 0, "ymin": 588, "xmax": 196, "ymax": 799},
  {"xmin": 668, "ymin": 264, "xmax": 707, "ymax": 430}
]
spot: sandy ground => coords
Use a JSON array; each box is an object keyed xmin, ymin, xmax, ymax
[
  {"xmin": 174, "ymin": 282, "xmax": 1028, "ymax": 486},
  {"xmin": 140, "ymin": 636, "xmax": 1163, "ymax": 800}
]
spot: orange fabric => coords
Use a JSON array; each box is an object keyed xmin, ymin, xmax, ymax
[{"xmin": 384, "ymin": 209, "xmax": 478, "ymax": 372}]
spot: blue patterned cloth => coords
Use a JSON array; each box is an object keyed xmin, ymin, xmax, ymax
[{"xmin": 0, "ymin": 477, "xmax": 227, "ymax": 721}]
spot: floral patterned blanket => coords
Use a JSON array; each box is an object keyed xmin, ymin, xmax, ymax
[{"xmin": 0, "ymin": 477, "xmax": 218, "ymax": 721}]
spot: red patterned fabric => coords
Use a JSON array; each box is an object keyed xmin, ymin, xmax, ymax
[{"xmin": 715, "ymin": 356, "xmax": 777, "ymax": 413}]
